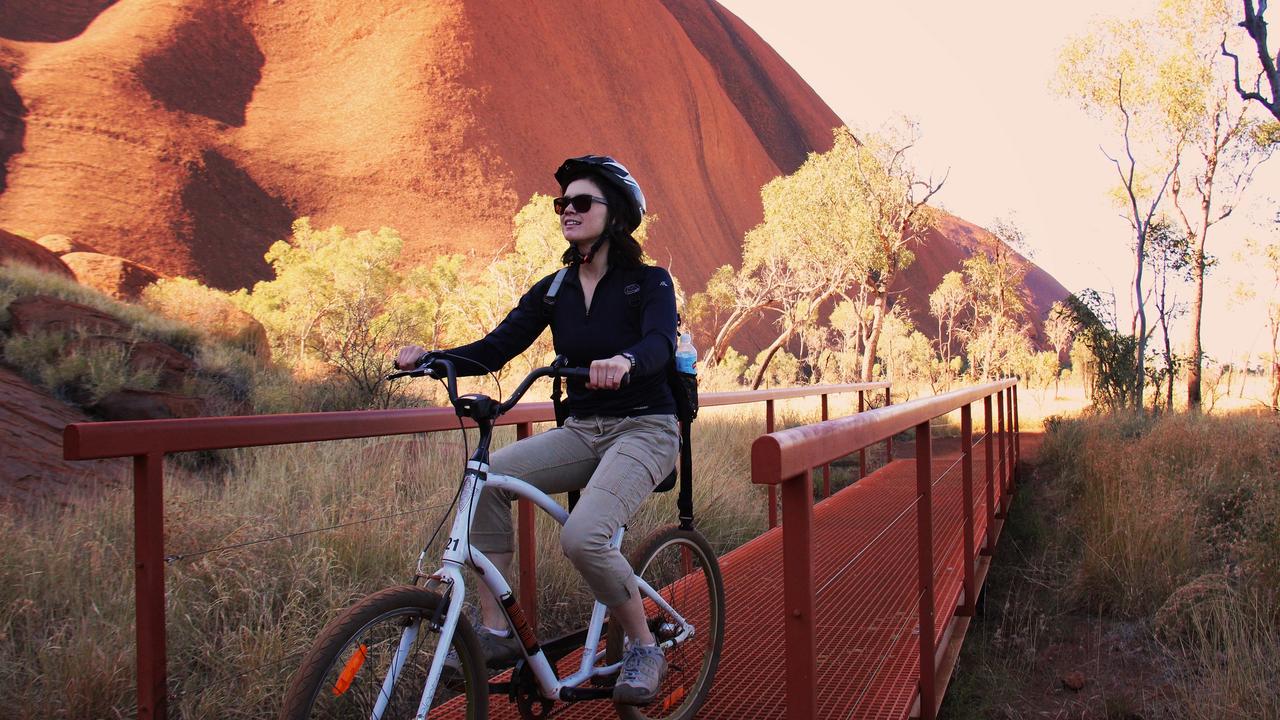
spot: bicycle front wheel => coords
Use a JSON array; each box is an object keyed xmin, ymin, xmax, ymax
[
  {"xmin": 279, "ymin": 585, "xmax": 487, "ymax": 720},
  {"xmin": 608, "ymin": 525, "xmax": 726, "ymax": 720}
]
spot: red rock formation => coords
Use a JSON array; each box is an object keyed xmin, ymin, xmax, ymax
[
  {"xmin": 90, "ymin": 388, "xmax": 205, "ymax": 421},
  {"xmin": 60, "ymin": 251, "xmax": 164, "ymax": 299},
  {"xmin": 35, "ymin": 233, "xmax": 96, "ymax": 255},
  {"xmin": 7, "ymin": 294, "xmax": 129, "ymax": 336},
  {"xmin": 0, "ymin": 365, "xmax": 127, "ymax": 507},
  {"xmin": 901, "ymin": 213, "xmax": 1068, "ymax": 343},
  {"xmin": 0, "ymin": 0, "xmax": 1068, "ymax": 345},
  {"xmin": 0, "ymin": 228, "xmax": 72, "ymax": 277}
]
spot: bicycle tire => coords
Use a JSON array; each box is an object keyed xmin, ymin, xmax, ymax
[
  {"xmin": 607, "ymin": 525, "xmax": 725, "ymax": 720},
  {"xmin": 279, "ymin": 585, "xmax": 487, "ymax": 720}
]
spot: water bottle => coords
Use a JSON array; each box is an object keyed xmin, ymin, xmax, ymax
[{"xmin": 675, "ymin": 332, "xmax": 697, "ymax": 375}]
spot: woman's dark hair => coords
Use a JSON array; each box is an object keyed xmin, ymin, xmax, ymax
[{"xmin": 559, "ymin": 172, "xmax": 645, "ymax": 268}]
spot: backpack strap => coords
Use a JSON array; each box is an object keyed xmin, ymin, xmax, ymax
[
  {"xmin": 543, "ymin": 267, "xmax": 570, "ymax": 309},
  {"xmin": 543, "ymin": 267, "xmax": 572, "ymax": 427},
  {"xmin": 541, "ymin": 268, "xmax": 579, "ymax": 508},
  {"xmin": 677, "ymin": 418, "xmax": 694, "ymax": 529}
]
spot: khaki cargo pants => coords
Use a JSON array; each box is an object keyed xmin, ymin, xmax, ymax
[{"xmin": 472, "ymin": 414, "xmax": 680, "ymax": 607}]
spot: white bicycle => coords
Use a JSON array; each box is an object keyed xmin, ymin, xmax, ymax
[{"xmin": 279, "ymin": 357, "xmax": 725, "ymax": 720}]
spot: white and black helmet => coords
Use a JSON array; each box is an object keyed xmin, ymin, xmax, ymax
[{"xmin": 554, "ymin": 155, "xmax": 647, "ymax": 233}]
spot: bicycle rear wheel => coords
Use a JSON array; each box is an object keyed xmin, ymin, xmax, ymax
[
  {"xmin": 607, "ymin": 525, "xmax": 725, "ymax": 720},
  {"xmin": 279, "ymin": 585, "xmax": 487, "ymax": 720}
]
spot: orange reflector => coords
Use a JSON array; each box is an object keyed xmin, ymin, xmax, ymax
[
  {"xmin": 660, "ymin": 686, "xmax": 686, "ymax": 711},
  {"xmin": 332, "ymin": 644, "xmax": 369, "ymax": 696}
]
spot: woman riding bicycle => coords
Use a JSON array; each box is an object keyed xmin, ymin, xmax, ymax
[{"xmin": 395, "ymin": 155, "xmax": 679, "ymax": 706}]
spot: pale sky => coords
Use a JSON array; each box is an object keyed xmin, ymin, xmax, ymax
[{"xmin": 717, "ymin": 0, "xmax": 1278, "ymax": 363}]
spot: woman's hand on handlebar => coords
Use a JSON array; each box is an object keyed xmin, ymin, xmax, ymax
[
  {"xmin": 587, "ymin": 355, "xmax": 631, "ymax": 391},
  {"xmin": 394, "ymin": 345, "xmax": 431, "ymax": 371}
]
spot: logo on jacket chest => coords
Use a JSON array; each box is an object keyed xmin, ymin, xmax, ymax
[{"xmin": 624, "ymin": 283, "xmax": 641, "ymax": 295}]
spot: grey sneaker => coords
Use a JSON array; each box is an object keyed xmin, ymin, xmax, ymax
[
  {"xmin": 613, "ymin": 644, "xmax": 667, "ymax": 706},
  {"xmin": 446, "ymin": 626, "xmax": 523, "ymax": 670}
]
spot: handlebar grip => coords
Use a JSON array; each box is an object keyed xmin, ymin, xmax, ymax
[
  {"xmin": 385, "ymin": 353, "xmax": 445, "ymax": 381},
  {"xmin": 558, "ymin": 367, "xmax": 629, "ymax": 387}
]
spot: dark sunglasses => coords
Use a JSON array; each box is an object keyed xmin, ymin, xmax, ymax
[{"xmin": 552, "ymin": 194, "xmax": 608, "ymax": 215}]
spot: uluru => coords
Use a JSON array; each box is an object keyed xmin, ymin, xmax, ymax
[{"xmin": 0, "ymin": 0, "xmax": 1066, "ymax": 338}]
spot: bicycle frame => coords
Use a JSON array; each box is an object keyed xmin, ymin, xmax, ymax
[
  {"xmin": 404, "ymin": 461, "xmax": 696, "ymax": 719},
  {"xmin": 379, "ymin": 359, "xmax": 695, "ymax": 719}
]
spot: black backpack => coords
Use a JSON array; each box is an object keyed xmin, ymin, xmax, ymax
[{"xmin": 543, "ymin": 266, "xmax": 699, "ymax": 529}]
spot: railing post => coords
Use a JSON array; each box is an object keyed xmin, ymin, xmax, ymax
[
  {"xmin": 960, "ymin": 404, "xmax": 975, "ymax": 616},
  {"xmin": 915, "ymin": 422, "xmax": 936, "ymax": 720},
  {"xmin": 134, "ymin": 452, "xmax": 167, "ymax": 720},
  {"xmin": 858, "ymin": 390, "xmax": 867, "ymax": 479},
  {"xmin": 982, "ymin": 395, "xmax": 995, "ymax": 556},
  {"xmin": 820, "ymin": 393, "xmax": 831, "ymax": 498},
  {"xmin": 884, "ymin": 387, "xmax": 894, "ymax": 463},
  {"xmin": 767, "ymin": 399, "xmax": 778, "ymax": 529},
  {"xmin": 995, "ymin": 389, "xmax": 1007, "ymax": 519},
  {"xmin": 516, "ymin": 422, "xmax": 538, "ymax": 632},
  {"xmin": 1004, "ymin": 388, "xmax": 1012, "ymax": 488},
  {"xmin": 780, "ymin": 469, "xmax": 817, "ymax": 719},
  {"xmin": 1012, "ymin": 384, "xmax": 1021, "ymax": 485}
]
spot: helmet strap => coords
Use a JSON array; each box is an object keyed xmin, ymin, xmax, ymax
[{"xmin": 578, "ymin": 234, "xmax": 609, "ymax": 265}]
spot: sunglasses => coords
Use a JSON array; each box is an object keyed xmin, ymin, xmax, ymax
[{"xmin": 553, "ymin": 194, "xmax": 608, "ymax": 215}]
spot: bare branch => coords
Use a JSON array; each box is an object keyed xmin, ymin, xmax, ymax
[{"xmin": 1224, "ymin": 1, "xmax": 1280, "ymax": 119}]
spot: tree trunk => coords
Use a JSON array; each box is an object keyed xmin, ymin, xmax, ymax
[
  {"xmin": 860, "ymin": 287, "xmax": 888, "ymax": 382},
  {"xmin": 1133, "ymin": 229, "xmax": 1148, "ymax": 411},
  {"xmin": 749, "ymin": 324, "xmax": 795, "ymax": 390},
  {"xmin": 1186, "ymin": 236, "xmax": 1207, "ymax": 410},
  {"xmin": 1271, "ymin": 360, "xmax": 1279, "ymax": 413},
  {"xmin": 1270, "ymin": 317, "xmax": 1279, "ymax": 412},
  {"xmin": 708, "ymin": 306, "xmax": 758, "ymax": 365}
]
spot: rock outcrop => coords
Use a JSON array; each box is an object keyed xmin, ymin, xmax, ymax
[
  {"xmin": 0, "ymin": 228, "xmax": 72, "ymax": 277},
  {"xmin": 0, "ymin": 364, "xmax": 127, "ymax": 507},
  {"xmin": 59, "ymin": 251, "xmax": 164, "ymax": 300},
  {"xmin": 0, "ymin": 0, "xmax": 1068, "ymax": 343}
]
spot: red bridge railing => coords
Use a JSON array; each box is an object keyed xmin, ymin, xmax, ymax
[
  {"xmin": 63, "ymin": 380, "xmax": 888, "ymax": 720},
  {"xmin": 750, "ymin": 379, "xmax": 1020, "ymax": 719}
]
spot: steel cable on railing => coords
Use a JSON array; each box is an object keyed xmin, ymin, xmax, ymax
[
  {"xmin": 930, "ymin": 453, "xmax": 964, "ymax": 489},
  {"xmin": 163, "ymin": 502, "xmax": 452, "ymax": 564},
  {"xmin": 842, "ymin": 587, "xmax": 927, "ymax": 720},
  {"xmin": 817, "ymin": 493, "xmax": 921, "ymax": 598}
]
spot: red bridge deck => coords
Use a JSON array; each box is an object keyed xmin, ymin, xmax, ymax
[{"xmin": 488, "ymin": 432, "xmax": 1040, "ymax": 719}]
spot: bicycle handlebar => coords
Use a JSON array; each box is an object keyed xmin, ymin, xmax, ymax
[{"xmin": 386, "ymin": 356, "xmax": 627, "ymax": 421}]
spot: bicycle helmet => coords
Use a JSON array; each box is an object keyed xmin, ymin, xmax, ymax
[{"xmin": 554, "ymin": 155, "xmax": 647, "ymax": 233}]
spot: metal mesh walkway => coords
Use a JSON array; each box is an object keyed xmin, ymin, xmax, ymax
[{"xmin": 482, "ymin": 433, "xmax": 1040, "ymax": 719}]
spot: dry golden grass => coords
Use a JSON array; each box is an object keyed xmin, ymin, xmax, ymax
[
  {"xmin": 1030, "ymin": 408, "xmax": 1280, "ymax": 718},
  {"xmin": 0, "ymin": 390, "xmax": 878, "ymax": 719}
]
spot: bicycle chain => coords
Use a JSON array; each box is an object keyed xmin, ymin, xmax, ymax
[{"xmin": 512, "ymin": 662, "xmax": 557, "ymax": 719}]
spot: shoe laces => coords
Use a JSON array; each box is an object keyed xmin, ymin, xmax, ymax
[{"xmin": 620, "ymin": 646, "xmax": 656, "ymax": 683}]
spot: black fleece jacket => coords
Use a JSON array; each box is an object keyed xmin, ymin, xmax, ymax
[{"xmin": 442, "ymin": 263, "xmax": 677, "ymax": 417}]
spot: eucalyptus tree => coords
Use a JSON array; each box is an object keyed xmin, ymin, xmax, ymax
[
  {"xmin": 1064, "ymin": 1, "xmax": 1276, "ymax": 410},
  {"xmin": 1222, "ymin": 0, "xmax": 1280, "ymax": 121},
  {"xmin": 840, "ymin": 123, "xmax": 946, "ymax": 381},
  {"xmin": 1144, "ymin": 218, "xmax": 1195, "ymax": 411},
  {"xmin": 1060, "ymin": 10, "xmax": 1185, "ymax": 409},
  {"xmin": 928, "ymin": 270, "xmax": 967, "ymax": 371},
  {"xmin": 1043, "ymin": 301, "xmax": 1079, "ymax": 396},
  {"xmin": 1154, "ymin": 0, "xmax": 1276, "ymax": 408},
  {"xmin": 961, "ymin": 221, "xmax": 1033, "ymax": 380}
]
